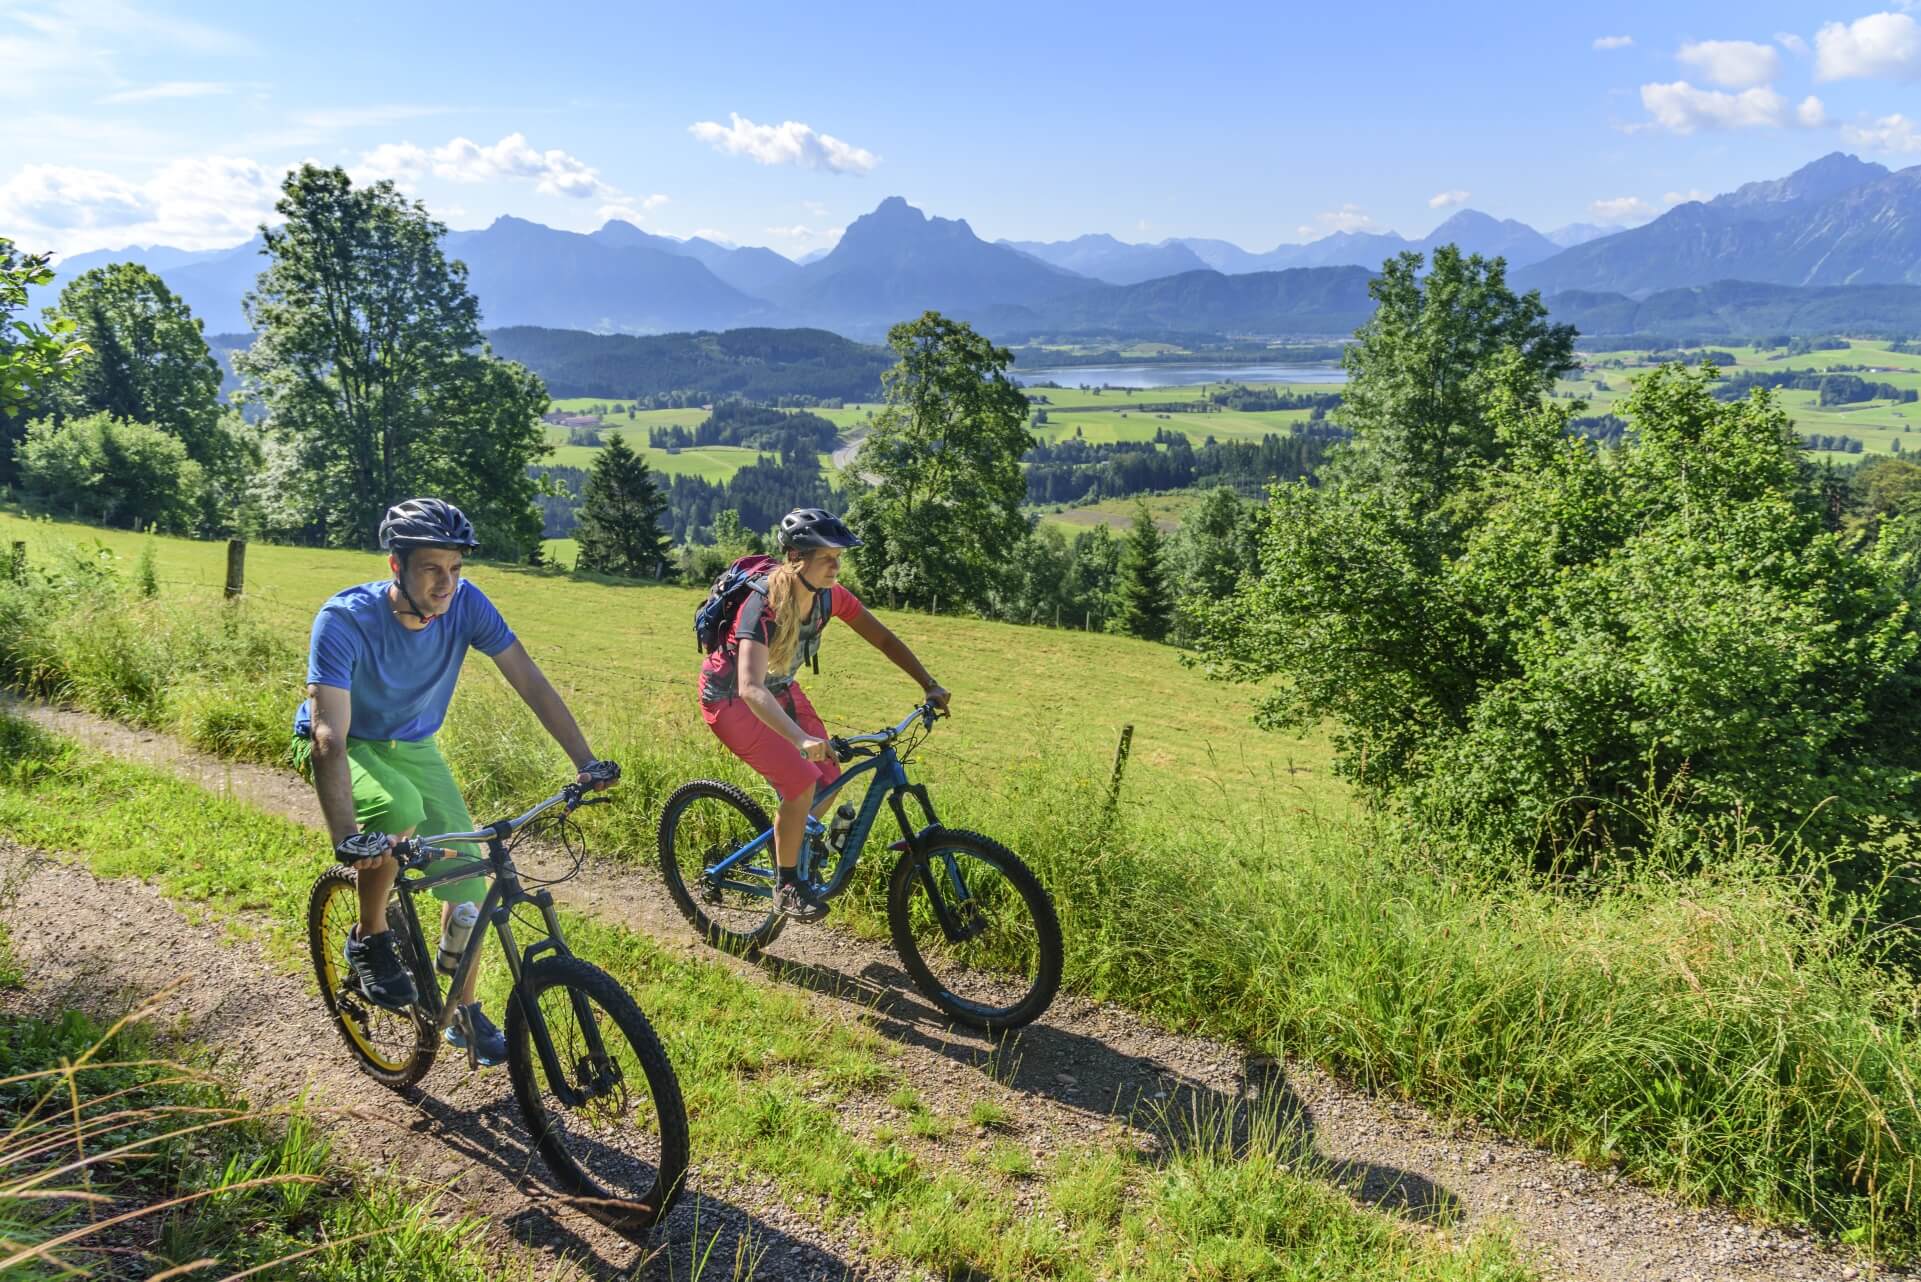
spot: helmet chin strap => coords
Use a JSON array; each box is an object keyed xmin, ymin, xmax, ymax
[{"xmin": 389, "ymin": 555, "xmax": 441, "ymax": 623}]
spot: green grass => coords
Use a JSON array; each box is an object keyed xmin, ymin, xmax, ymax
[
  {"xmin": 0, "ymin": 511, "xmax": 1340, "ymax": 816},
  {"xmin": 5, "ymin": 525, "xmax": 1921, "ymax": 1257},
  {"xmin": 0, "ymin": 1001, "xmax": 505, "ymax": 1279},
  {"xmin": 0, "ymin": 715, "xmax": 1532, "ymax": 1281}
]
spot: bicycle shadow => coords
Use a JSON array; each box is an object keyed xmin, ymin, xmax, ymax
[
  {"xmin": 751, "ymin": 949, "xmax": 1460, "ymax": 1228},
  {"xmin": 400, "ymin": 1088, "xmax": 859, "ymax": 1280}
]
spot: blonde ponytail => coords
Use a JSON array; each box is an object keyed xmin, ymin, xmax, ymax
[{"xmin": 764, "ymin": 558, "xmax": 807, "ymax": 675}]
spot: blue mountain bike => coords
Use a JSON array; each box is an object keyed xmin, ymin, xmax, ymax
[{"xmin": 657, "ymin": 701, "xmax": 1062, "ymax": 1032}]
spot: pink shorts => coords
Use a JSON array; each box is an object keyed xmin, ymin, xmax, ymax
[{"xmin": 703, "ymin": 685, "xmax": 842, "ymax": 802}]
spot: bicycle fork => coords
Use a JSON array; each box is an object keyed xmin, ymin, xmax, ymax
[{"xmin": 888, "ymin": 785, "xmax": 987, "ymax": 944}]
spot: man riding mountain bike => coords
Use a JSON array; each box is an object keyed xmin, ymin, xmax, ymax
[{"xmin": 292, "ymin": 497, "xmax": 617, "ymax": 1067}]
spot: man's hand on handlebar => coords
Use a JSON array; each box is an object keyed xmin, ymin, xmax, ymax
[
  {"xmin": 334, "ymin": 830, "xmax": 395, "ymax": 870},
  {"xmin": 577, "ymin": 758, "xmax": 621, "ymax": 791}
]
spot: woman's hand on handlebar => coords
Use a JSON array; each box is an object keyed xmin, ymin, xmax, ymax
[
  {"xmin": 924, "ymin": 685, "xmax": 951, "ymax": 715},
  {"xmin": 798, "ymin": 735, "xmax": 830, "ymax": 762}
]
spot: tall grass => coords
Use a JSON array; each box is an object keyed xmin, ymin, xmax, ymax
[
  {"xmin": 0, "ymin": 993, "xmax": 505, "ymax": 1279},
  {"xmin": 0, "ymin": 716, "xmax": 1533, "ymax": 1281},
  {"xmin": 2, "ymin": 542, "xmax": 1919, "ymax": 1254}
]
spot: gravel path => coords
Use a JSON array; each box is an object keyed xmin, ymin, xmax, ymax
[{"xmin": 0, "ymin": 694, "xmax": 1906, "ymax": 1282}]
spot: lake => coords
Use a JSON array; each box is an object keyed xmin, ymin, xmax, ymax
[{"xmin": 1010, "ymin": 364, "xmax": 1348, "ymax": 389}]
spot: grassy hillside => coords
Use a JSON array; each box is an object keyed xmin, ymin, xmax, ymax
[{"xmin": 0, "ymin": 510, "xmax": 1341, "ymax": 816}]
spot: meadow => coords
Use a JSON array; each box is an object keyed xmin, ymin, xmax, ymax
[{"xmin": 3, "ymin": 510, "xmax": 1920, "ymax": 1256}]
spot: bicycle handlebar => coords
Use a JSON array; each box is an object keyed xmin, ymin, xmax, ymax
[
  {"xmin": 827, "ymin": 700, "xmax": 943, "ymax": 763},
  {"xmin": 385, "ymin": 776, "xmax": 609, "ymax": 869}
]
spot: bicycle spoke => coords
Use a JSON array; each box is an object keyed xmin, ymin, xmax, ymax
[
  {"xmin": 898, "ymin": 846, "xmax": 1045, "ymax": 1014},
  {"xmin": 522, "ymin": 984, "xmax": 666, "ymax": 1202}
]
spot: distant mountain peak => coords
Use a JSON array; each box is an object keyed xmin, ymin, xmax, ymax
[{"xmin": 1711, "ymin": 151, "xmax": 1888, "ymax": 213}]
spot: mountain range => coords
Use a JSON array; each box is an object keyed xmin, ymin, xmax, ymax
[{"xmin": 38, "ymin": 152, "xmax": 1921, "ymax": 343}]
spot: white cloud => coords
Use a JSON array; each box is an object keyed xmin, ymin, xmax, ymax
[
  {"xmin": 596, "ymin": 194, "xmax": 670, "ymax": 226},
  {"xmin": 1777, "ymin": 32, "xmax": 1810, "ymax": 56},
  {"xmin": 0, "ymin": 1, "xmax": 251, "ymax": 100},
  {"xmin": 1298, "ymin": 204, "xmax": 1378, "ymax": 238},
  {"xmin": 1590, "ymin": 195, "xmax": 1659, "ymax": 224},
  {"xmin": 690, "ymin": 113, "xmax": 878, "ymax": 174},
  {"xmin": 762, "ymin": 223, "xmax": 845, "ymax": 251},
  {"xmin": 0, "ymin": 154, "xmax": 280, "ymax": 254},
  {"xmin": 357, "ymin": 132, "xmax": 615, "ymax": 199},
  {"xmin": 1428, "ymin": 189, "xmax": 1471, "ymax": 209},
  {"xmin": 1844, "ymin": 111, "xmax": 1921, "ymax": 150},
  {"xmin": 1661, "ymin": 188, "xmax": 1712, "ymax": 205},
  {"xmin": 1636, "ymin": 81, "xmax": 1819, "ymax": 132},
  {"xmin": 801, "ymin": 200, "xmax": 829, "ymax": 217},
  {"xmin": 298, "ymin": 104, "xmax": 452, "ymax": 131},
  {"xmin": 98, "ymin": 80, "xmax": 231, "ymax": 105},
  {"xmin": 1815, "ymin": 12, "xmax": 1921, "ymax": 80},
  {"xmin": 1593, "ymin": 34, "xmax": 1634, "ymax": 50},
  {"xmin": 1676, "ymin": 39, "xmax": 1781, "ymax": 88}
]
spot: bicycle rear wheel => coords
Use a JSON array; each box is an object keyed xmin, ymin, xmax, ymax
[
  {"xmin": 887, "ymin": 830, "xmax": 1062, "ymax": 1032},
  {"xmin": 657, "ymin": 779, "xmax": 785, "ymax": 956},
  {"xmin": 505, "ymin": 956, "xmax": 689, "ymax": 1235},
  {"xmin": 307, "ymin": 865, "xmax": 438, "ymax": 1090}
]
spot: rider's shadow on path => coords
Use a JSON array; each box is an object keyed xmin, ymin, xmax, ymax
[
  {"xmin": 401, "ymin": 1087, "xmax": 861, "ymax": 1281},
  {"xmin": 752, "ymin": 949, "xmax": 1460, "ymax": 1228}
]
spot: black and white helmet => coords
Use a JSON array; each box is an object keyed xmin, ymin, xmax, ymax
[
  {"xmin": 379, "ymin": 498, "xmax": 478, "ymax": 553},
  {"xmin": 777, "ymin": 507, "xmax": 862, "ymax": 551}
]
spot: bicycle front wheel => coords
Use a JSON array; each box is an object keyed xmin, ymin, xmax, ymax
[
  {"xmin": 505, "ymin": 955, "xmax": 690, "ymax": 1235},
  {"xmin": 657, "ymin": 779, "xmax": 784, "ymax": 956},
  {"xmin": 887, "ymin": 830, "xmax": 1063, "ymax": 1032},
  {"xmin": 307, "ymin": 865, "xmax": 438, "ymax": 1090}
]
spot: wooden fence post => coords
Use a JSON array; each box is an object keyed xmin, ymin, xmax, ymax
[
  {"xmin": 224, "ymin": 539, "xmax": 246, "ymax": 599},
  {"xmin": 1102, "ymin": 723, "xmax": 1135, "ymax": 826}
]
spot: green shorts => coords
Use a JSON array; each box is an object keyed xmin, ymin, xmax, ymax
[{"xmin": 291, "ymin": 733, "xmax": 487, "ymax": 904}]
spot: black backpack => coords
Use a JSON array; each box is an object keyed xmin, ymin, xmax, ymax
[{"xmin": 694, "ymin": 555, "xmax": 832, "ymax": 672}]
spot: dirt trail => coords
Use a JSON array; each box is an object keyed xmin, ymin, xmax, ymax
[{"xmin": 0, "ymin": 695, "xmax": 1906, "ymax": 1282}]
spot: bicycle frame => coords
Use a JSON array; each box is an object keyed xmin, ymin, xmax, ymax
[
  {"xmin": 700, "ymin": 731, "xmax": 985, "ymax": 943},
  {"xmin": 388, "ymin": 805, "xmax": 613, "ymax": 1098}
]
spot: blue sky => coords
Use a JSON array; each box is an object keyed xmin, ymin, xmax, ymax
[{"xmin": 5, "ymin": 0, "xmax": 1921, "ymax": 260}]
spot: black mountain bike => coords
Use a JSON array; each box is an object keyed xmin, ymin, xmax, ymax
[
  {"xmin": 306, "ymin": 777, "xmax": 688, "ymax": 1233},
  {"xmin": 658, "ymin": 702, "xmax": 1062, "ymax": 1032}
]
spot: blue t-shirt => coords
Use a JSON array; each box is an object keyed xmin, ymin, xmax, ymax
[{"xmin": 292, "ymin": 579, "xmax": 516, "ymax": 742}]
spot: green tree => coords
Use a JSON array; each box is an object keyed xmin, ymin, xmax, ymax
[
  {"xmin": 50, "ymin": 264, "xmax": 222, "ymax": 453},
  {"xmin": 1339, "ymin": 245, "xmax": 1575, "ymax": 515},
  {"xmin": 17, "ymin": 412, "xmax": 202, "ymax": 532},
  {"xmin": 1, "ymin": 239, "xmax": 86, "ymax": 484},
  {"xmin": 237, "ymin": 165, "xmax": 550, "ymax": 554},
  {"xmin": 573, "ymin": 433, "xmax": 671, "ymax": 578},
  {"xmin": 846, "ymin": 312, "xmax": 1033, "ymax": 610},
  {"xmin": 1171, "ymin": 486, "xmax": 1255, "ymax": 601},
  {"xmin": 1116, "ymin": 500, "xmax": 1173, "ymax": 642}
]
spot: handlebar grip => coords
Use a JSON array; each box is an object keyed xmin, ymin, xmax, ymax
[{"xmin": 828, "ymin": 736, "xmax": 852, "ymax": 763}]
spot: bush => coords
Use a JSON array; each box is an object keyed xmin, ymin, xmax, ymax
[
  {"xmin": 1201, "ymin": 362, "xmax": 1921, "ymax": 878},
  {"xmin": 15, "ymin": 412, "xmax": 203, "ymax": 532}
]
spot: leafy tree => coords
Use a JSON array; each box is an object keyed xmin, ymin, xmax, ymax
[
  {"xmin": 1, "ymin": 239, "xmax": 86, "ymax": 483},
  {"xmin": 1170, "ymin": 486, "xmax": 1255, "ymax": 600},
  {"xmin": 237, "ymin": 165, "xmax": 549, "ymax": 554},
  {"xmin": 17, "ymin": 412, "xmax": 202, "ymax": 532},
  {"xmin": 49, "ymin": 264, "xmax": 222, "ymax": 454},
  {"xmin": 1199, "ymin": 361, "xmax": 1921, "ymax": 870},
  {"xmin": 574, "ymin": 433, "xmax": 670, "ymax": 579},
  {"xmin": 846, "ymin": 312, "xmax": 1033, "ymax": 610},
  {"xmin": 1338, "ymin": 245, "xmax": 1575, "ymax": 516},
  {"xmin": 1116, "ymin": 501, "xmax": 1173, "ymax": 642},
  {"xmin": 1065, "ymin": 524, "xmax": 1121, "ymax": 630}
]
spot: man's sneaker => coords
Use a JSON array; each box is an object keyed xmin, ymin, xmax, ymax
[
  {"xmin": 445, "ymin": 1002, "xmax": 508, "ymax": 1068},
  {"xmin": 775, "ymin": 879, "xmax": 830, "ymax": 923},
  {"xmin": 343, "ymin": 927, "xmax": 419, "ymax": 1012}
]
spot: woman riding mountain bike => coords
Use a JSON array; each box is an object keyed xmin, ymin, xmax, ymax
[{"xmin": 697, "ymin": 507, "xmax": 949, "ymax": 922}]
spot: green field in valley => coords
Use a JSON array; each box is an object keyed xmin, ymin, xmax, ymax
[{"xmin": 543, "ymin": 399, "xmax": 876, "ymax": 481}]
